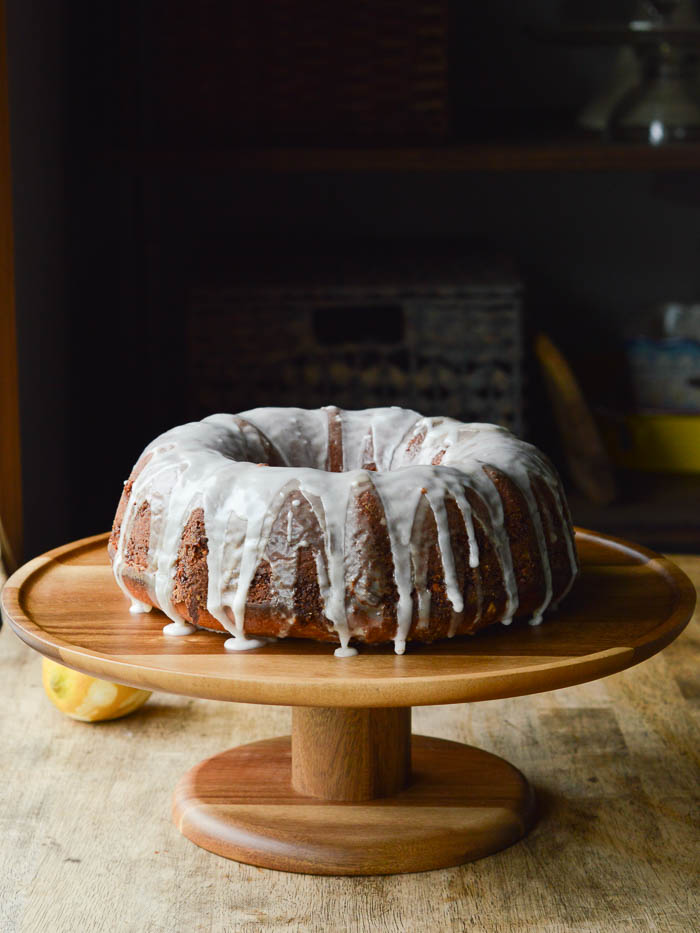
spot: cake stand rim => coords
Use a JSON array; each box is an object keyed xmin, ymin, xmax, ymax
[{"xmin": 1, "ymin": 529, "xmax": 695, "ymax": 708}]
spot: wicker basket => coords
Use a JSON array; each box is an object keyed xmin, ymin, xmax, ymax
[
  {"xmin": 186, "ymin": 251, "xmax": 523, "ymax": 431},
  {"xmin": 140, "ymin": 0, "xmax": 450, "ymax": 144}
]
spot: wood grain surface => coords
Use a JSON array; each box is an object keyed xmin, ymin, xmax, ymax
[
  {"xmin": 1, "ymin": 553, "xmax": 698, "ymax": 931},
  {"xmin": 291, "ymin": 707, "xmax": 412, "ymax": 801},
  {"xmin": 172, "ymin": 734, "xmax": 534, "ymax": 875},
  {"xmin": 173, "ymin": 706, "xmax": 533, "ymax": 874},
  {"xmin": 1, "ymin": 529, "xmax": 695, "ymax": 707}
]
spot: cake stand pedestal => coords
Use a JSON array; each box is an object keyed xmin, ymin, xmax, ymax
[
  {"xmin": 2, "ymin": 530, "xmax": 694, "ymax": 875},
  {"xmin": 172, "ymin": 707, "xmax": 533, "ymax": 874}
]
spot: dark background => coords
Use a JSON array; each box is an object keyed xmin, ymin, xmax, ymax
[{"xmin": 7, "ymin": 1, "xmax": 700, "ymax": 558}]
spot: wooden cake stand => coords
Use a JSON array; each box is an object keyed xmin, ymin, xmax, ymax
[{"xmin": 1, "ymin": 529, "xmax": 695, "ymax": 875}]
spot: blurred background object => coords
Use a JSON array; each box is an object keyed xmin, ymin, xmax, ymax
[
  {"xmin": 0, "ymin": 521, "xmax": 8, "ymax": 590},
  {"xmin": 534, "ymin": 334, "xmax": 616, "ymax": 505},
  {"xmin": 0, "ymin": 513, "xmax": 14, "ymax": 582},
  {"xmin": 595, "ymin": 301, "xmax": 700, "ymax": 474},
  {"xmin": 598, "ymin": 410, "xmax": 700, "ymax": 471},
  {"xmin": 607, "ymin": 0, "xmax": 700, "ymax": 143},
  {"xmin": 533, "ymin": 0, "xmax": 700, "ymax": 143},
  {"xmin": 624, "ymin": 333, "xmax": 700, "ymax": 411}
]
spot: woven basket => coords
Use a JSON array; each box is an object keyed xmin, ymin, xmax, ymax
[
  {"xmin": 140, "ymin": 0, "xmax": 450, "ymax": 144},
  {"xmin": 186, "ymin": 252, "xmax": 523, "ymax": 431}
]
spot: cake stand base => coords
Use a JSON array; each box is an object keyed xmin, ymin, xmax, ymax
[{"xmin": 172, "ymin": 707, "xmax": 535, "ymax": 875}]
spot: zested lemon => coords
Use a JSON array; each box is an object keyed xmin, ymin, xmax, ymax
[{"xmin": 42, "ymin": 658, "xmax": 151, "ymax": 722}]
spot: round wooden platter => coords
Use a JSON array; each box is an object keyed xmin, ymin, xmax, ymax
[
  {"xmin": 2, "ymin": 529, "xmax": 694, "ymax": 707},
  {"xmin": 1, "ymin": 529, "xmax": 695, "ymax": 875}
]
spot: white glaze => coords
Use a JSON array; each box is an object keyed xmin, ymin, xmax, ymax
[
  {"xmin": 334, "ymin": 645, "xmax": 359, "ymax": 658},
  {"xmin": 129, "ymin": 597, "xmax": 152, "ymax": 614},
  {"xmin": 111, "ymin": 408, "xmax": 579, "ymax": 655},
  {"xmin": 224, "ymin": 635, "xmax": 269, "ymax": 651},
  {"xmin": 163, "ymin": 620, "xmax": 196, "ymax": 636}
]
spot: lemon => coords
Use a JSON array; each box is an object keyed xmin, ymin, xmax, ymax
[{"xmin": 42, "ymin": 658, "xmax": 151, "ymax": 722}]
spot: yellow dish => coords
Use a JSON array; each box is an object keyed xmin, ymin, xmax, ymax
[{"xmin": 597, "ymin": 411, "xmax": 700, "ymax": 474}]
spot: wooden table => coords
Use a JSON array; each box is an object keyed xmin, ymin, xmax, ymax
[{"xmin": 1, "ymin": 555, "xmax": 698, "ymax": 931}]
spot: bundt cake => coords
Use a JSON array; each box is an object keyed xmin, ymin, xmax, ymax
[{"xmin": 109, "ymin": 407, "xmax": 578, "ymax": 656}]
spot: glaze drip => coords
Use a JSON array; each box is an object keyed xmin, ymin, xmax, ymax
[{"xmin": 111, "ymin": 408, "xmax": 578, "ymax": 654}]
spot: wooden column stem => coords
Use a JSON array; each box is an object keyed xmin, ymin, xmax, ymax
[{"xmin": 291, "ymin": 707, "xmax": 412, "ymax": 801}]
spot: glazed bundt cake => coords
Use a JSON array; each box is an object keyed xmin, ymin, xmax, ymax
[{"xmin": 109, "ymin": 407, "xmax": 578, "ymax": 656}]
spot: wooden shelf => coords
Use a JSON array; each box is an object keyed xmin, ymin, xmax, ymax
[{"xmin": 107, "ymin": 141, "xmax": 700, "ymax": 174}]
